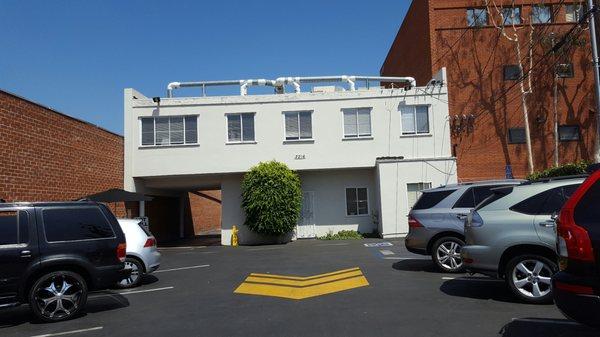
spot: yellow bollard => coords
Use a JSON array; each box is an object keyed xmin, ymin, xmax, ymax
[{"xmin": 231, "ymin": 225, "xmax": 239, "ymax": 247}]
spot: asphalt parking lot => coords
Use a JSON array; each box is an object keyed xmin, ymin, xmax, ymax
[{"xmin": 1, "ymin": 239, "xmax": 598, "ymax": 337}]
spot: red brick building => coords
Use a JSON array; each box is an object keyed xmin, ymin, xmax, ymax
[
  {"xmin": 382, "ymin": 0, "xmax": 597, "ymax": 180},
  {"xmin": 0, "ymin": 89, "xmax": 221, "ymax": 241}
]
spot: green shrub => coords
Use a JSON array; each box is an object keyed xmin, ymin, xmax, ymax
[
  {"xmin": 241, "ymin": 161, "xmax": 302, "ymax": 236},
  {"xmin": 526, "ymin": 161, "xmax": 590, "ymax": 181},
  {"xmin": 319, "ymin": 230, "xmax": 364, "ymax": 240}
]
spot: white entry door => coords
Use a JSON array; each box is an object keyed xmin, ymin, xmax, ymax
[{"xmin": 297, "ymin": 191, "xmax": 316, "ymax": 239}]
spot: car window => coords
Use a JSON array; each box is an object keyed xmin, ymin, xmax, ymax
[
  {"xmin": 43, "ymin": 207, "xmax": 115, "ymax": 242},
  {"xmin": 538, "ymin": 187, "xmax": 566, "ymax": 215},
  {"xmin": 0, "ymin": 211, "xmax": 29, "ymax": 245},
  {"xmin": 574, "ymin": 178, "xmax": 600, "ymax": 230},
  {"xmin": 473, "ymin": 186, "xmax": 502, "ymax": 205},
  {"xmin": 412, "ymin": 190, "xmax": 456, "ymax": 210},
  {"xmin": 511, "ymin": 190, "xmax": 551, "ymax": 215},
  {"xmin": 476, "ymin": 186, "xmax": 514, "ymax": 210},
  {"xmin": 453, "ymin": 188, "xmax": 475, "ymax": 208},
  {"xmin": 562, "ymin": 184, "xmax": 580, "ymax": 200}
]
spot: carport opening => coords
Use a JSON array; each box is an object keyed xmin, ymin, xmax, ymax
[{"xmin": 183, "ymin": 189, "xmax": 222, "ymax": 239}]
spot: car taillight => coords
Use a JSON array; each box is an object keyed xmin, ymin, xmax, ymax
[
  {"xmin": 556, "ymin": 208, "xmax": 594, "ymax": 262},
  {"xmin": 408, "ymin": 215, "xmax": 423, "ymax": 228},
  {"xmin": 144, "ymin": 237, "xmax": 156, "ymax": 248},
  {"xmin": 117, "ymin": 243, "xmax": 126, "ymax": 262}
]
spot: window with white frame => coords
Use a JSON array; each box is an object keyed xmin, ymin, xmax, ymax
[
  {"xmin": 407, "ymin": 182, "xmax": 432, "ymax": 209},
  {"xmin": 401, "ymin": 105, "xmax": 430, "ymax": 135},
  {"xmin": 140, "ymin": 116, "xmax": 198, "ymax": 146},
  {"xmin": 502, "ymin": 7, "xmax": 521, "ymax": 25},
  {"xmin": 566, "ymin": 4, "xmax": 584, "ymax": 23},
  {"xmin": 284, "ymin": 111, "xmax": 312, "ymax": 140},
  {"xmin": 227, "ymin": 113, "xmax": 255, "ymax": 143},
  {"xmin": 345, "ymin": 187, "xmax": 369, "ymax": 216},
  {"xmin": 343, "ymin": 108, "xmax": 372, "ymax": 138}
]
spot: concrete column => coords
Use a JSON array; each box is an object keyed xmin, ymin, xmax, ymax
[
  {"xmin": 179, "ymin": 195, "xmax": 185, "ymax": 239},
  {"xmin": 139, "ymin": 200, "xmax": 145, "ymax": 217}
]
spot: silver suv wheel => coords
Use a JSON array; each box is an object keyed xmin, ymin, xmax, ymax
[
  {"xmin": 511, "ymin": 259, "xmax": 552, "ymax": 298},
  {"xmin": 432, "ymin": 237, "xmax": 465, "ymax": 273}
]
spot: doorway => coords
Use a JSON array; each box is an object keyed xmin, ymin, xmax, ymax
[{"xmin": 297, "ymin": 191, "xmax": 316, "ymax": 239}]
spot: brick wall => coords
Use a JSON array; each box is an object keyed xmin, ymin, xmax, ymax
[
  {"xmin": 382, "ymin": 0, "xmax": 597, "ymax": 180},
  {"xmin": 0, "ymin": 90, "xmax": 131, "ymax": 216},
  {"xmin": 187, "ymin": 190, "xmax": 222, "ymax": 235}
]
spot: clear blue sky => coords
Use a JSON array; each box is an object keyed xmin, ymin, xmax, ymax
[{"xmin": 0, "ymin": 1, "xmax": 410, "ymax": 135}]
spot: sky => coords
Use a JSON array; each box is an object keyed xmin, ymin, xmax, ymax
[{"xmin": 0, "ymin": 1, "xmax": 410, "ymax": 135}]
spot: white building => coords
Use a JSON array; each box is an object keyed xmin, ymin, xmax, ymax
[{"xmin": 124, "ymin": 69, "xmax": 456, "ymax": 245}]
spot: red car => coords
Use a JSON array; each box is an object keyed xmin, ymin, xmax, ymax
[{"xmin": 553, "ymin": 164, "xmax": 600, "ymax": 327}]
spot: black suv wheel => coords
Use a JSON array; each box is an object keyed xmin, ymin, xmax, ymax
[
  {"xmin": 432, "ymin": 236, "xmax": 465, "ymax": 273},
  {"xmin": 505, "ymin": 254, "xmax": 557, "ymax": 304},
  {"xmin": 29, "ymin": 271, "xmax": 88, "ymax": 322}
]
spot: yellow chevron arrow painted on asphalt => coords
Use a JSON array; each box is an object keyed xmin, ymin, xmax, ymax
[{"xmin": 234, "ymin": 267, "xmax": 369, "ymax": 300}]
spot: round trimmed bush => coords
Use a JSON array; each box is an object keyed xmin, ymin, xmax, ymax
[{"xmin": 241, "ymin": 161, "xmax": 302, "ymax": 236}]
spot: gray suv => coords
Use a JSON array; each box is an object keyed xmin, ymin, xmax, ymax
[
  {"xmin": 462, "ymin": 176, "xmax": 585, "ymax": 303},
  {"xmin": 405, "ymin": 180, "xmax": 523, "ymax": 272}
]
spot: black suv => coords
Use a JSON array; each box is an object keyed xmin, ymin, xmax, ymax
[{"xmin": 0, "ymin": 201, "xmax": 128, "ymax": 322}]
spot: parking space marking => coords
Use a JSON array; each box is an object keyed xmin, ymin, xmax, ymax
[
  {"xmin": 118, "ymin": 286, "xmax": 174, "ymax": 295},
  {"xmin": 441, "ymin": 277, "xmax": 502, "ymax": 282},
  {"xmin": 383, "ymin": 257, "xmax": 429, "ymax": 260},
  {"xmin": 235, "ymin": 267, "xmax": 369, "ymax": 300},
  {"xmin": 379, "ymin": 250, "xmax": 395, "ymax": 256},
  {"xmin": 154, "ymin": 264, "xmax": 210, "ymax": 273},
  {"xmin": 364, "ymin": 242, "xmax": 393, "ymax": 247},
  {"xmin": 31, "ymin": 326, "xmax": 103, "ymax": 337}
]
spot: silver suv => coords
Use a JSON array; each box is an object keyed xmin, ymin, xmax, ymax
[
  {"xmin": 405, "ymin": 180, "xmax": 523, "ymax": 272},
  {"xmin": 462, "ymin": 176, "xmax": 585, "ymax": 303}
]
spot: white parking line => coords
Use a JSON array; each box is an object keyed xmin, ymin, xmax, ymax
[
  {"xmin": 380, "ymin": 250, "xmax": 395, "ymax": 256},
  {"xmin": 154, "ymin": 264, "xmax": 210, "ymax": 273},
  {"xmin": 118, "ymin": 286, "xmax": 174, "ymax": 295},
  {"xmin": 442, "ymin": 277, "xmax": 502, "ymax": 282},
  {"xmin": 31, "ymin": 326, "xmax": 103, "ymax": 337},
  {"xmin": 383, "ymin": 257, "xmax": 429, "ymax": 260}
]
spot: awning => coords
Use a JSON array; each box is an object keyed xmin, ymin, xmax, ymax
[{"xmin": 81, "ymin": 188, "xmax": 153, "ymax": 202}]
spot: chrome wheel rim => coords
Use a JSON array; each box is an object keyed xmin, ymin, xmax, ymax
[
  {"xmin": 436, "ymin": 241, "xmax": 463, "ymax": 271},
  {"xmin": 511, "ymin": 259, "xmax": 553, "ymax": 298},
  {"xmin": 34, "ymin": 274, "xmax": 83, "ymax": 320},
  {"xmin": 119, "ymin": 261, "xmax": 140, "ymax": 286}
]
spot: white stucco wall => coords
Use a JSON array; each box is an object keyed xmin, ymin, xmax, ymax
[
  {"xmin": 376, "ymin": 158, "xmax": 457, "ymax": 238},
  {"xmin": 124, "ymin": 82, "xmax": 450, "ymax": 191},
  {"xmin": 220, "ymin": 168, "xmax": 378, "ymax": 245}
]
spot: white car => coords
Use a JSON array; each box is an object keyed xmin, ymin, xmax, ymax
[{"xmin": 116, "ymin": 218, "xmax": 161, "ymax": 288}]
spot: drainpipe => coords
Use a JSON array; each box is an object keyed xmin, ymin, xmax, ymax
[{"xmin": 240, "ymin": 79, "xmax": 277, "ymax": 96}]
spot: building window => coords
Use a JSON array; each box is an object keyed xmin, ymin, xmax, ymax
[
  {"xmin": 503, "ymin": 65, "xmax": 522, "ymax": 80},
  {"xmin": 346, "ymin": 188, "xmax": 369, "ymax": 216},
  {"xmin": 566, "ymin": 4, "xmax": 584, "ymax": 23},
  {"xmin": 502, "ymin": 7, "xmax": 521, "ymax": 25},
  {"xmin": 227, "ymin": 113, "xmax": 255, "ymax": 143},
  {"xmin": 467, "ymin": 8, "xmax": 488, "ymax": 27},
  {"xmin": 531, "ymin": 5, "xmax": 552, "ymax": 24},
  {"xmin": 343, "ymin": 108, "xmax": 372, "ymax": 138},
  {"xmin": 284, "ymin": 111, "xmax": 313, "ymax": 140},
  {"xmin": 508, "ymin": 127, "xmax": 526, "ymax": 144},
  {"xmin": 140, "ymin": 116, "xmax": 198, "ymax": 146},
  {"xmin": 407, "ymin": 183, "xmax": 432, "ymax": 209},
  {"xmin": 559, "ymin": 125, "xmax": 580, "ymax": 141},
  {"xmin": 556, "ymin": 63, "xmax": 574, "ymax": 78},
  {"xmin": 401, "ymin": 105, "xmax": 430, "ymax": 135}
]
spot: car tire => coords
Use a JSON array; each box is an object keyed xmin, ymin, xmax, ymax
[
  {"xmin": 505, "ymin": 254, "xmax": 557, "ymax": 304},
  {"xmin": 115, "ymin": 257, "xmax": 144, "ymax": 289},
  {"xmin": 431, "ymin": 236, "xmax": 465, "ymax": 273},
  {"xmin": 29, "ymin": 270, "xmax": 88, "ymax": 323}
]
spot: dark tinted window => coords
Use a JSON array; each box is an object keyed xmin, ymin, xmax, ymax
[
  {"xmin": 574, "ymin": 179, "xmax": 600, "ymax": 230},
  {"xmin": 476, "ymin": 186, "xmax": 514, "ymax": 210},
  {"xmin": 0, "ymin": 211, "xmax": 29, "ymax": 245},
  {"xmin": 538, "ymin": 187, "xmax": 566, "ymax": 215},
  {"xmin": 412, "ymin": 190, "xmax": 456, "ymax": 210},
  {"xmin": 454, "ymin": 188, "xmax": 475, "ymax": 208},
  {"xmin": 511, "ymin": 190, "xmax": 552, "ymax": 215},
  {"xmin": 43, "ymin": 207, "xmax": 114, "ymax": 242}
]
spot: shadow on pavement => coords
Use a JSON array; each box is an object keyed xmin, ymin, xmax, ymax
[
  {"xmin": 440, "ymin": 278, "xmax": 524, "ymax": 303},
  {"xmin": 499, "ymin": 318, "xmax": 599, "ymax": 336},
  {"xmin": 392, "ymin": 259, "xmax": 439, "ymax": 273},
  {"xmin": 0, "ymin": 292, "xmax": 129, "ymax": 328},
  {"xmin": 159, "ymin": 235, "xmax": 221, "ymax": 247}
]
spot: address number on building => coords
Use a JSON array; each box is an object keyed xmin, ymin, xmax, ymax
[{"xmin": 295, "ymin": 154, "xmax": 306, "ymax": 160}]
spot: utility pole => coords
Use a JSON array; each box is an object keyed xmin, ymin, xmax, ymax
[
  {"xmin": 587, "ymin": 0, "xmax": 600, "ymax": 162},
  {"xmin": 551, "ymin": 33, "xmax": 560, "ymax": 167}
]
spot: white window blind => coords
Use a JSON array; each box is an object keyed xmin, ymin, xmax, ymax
[
  {"xmin": 284, "ymin": 111, "xmax": 312, "ymax": 140},
  {"xmin": 407, "ymin": 182, "xmax": 432, "ymax": 209},
  {"xmin": 139, "ymin": 116, "xmax": 198, "ymax": 147},
  {"xmin": 401, "ymin": 105, "xmax": 430, "ymax": 135},
  {"xmin": 343, "ymin": 108, "xmax": 372, "ymax": 138},
  {"xmin": 227, "ymin": 113, "xmax": 255, "ymax": 142}
]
